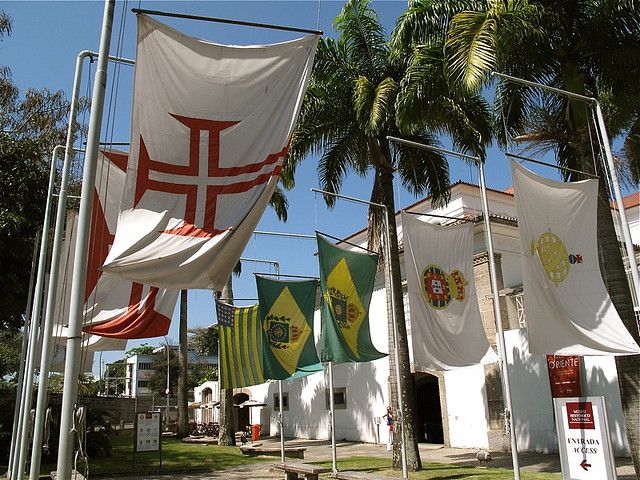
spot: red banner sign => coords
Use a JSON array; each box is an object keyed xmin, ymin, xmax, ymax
[
  {"xmin": 566, "ymin": 401, "xmax": 595, "ymax": 430},
  {"xmin": 547, "ymin": 355, "xmax": 582, "ymax": 398}
]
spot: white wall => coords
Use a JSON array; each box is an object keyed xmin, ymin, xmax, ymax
[
  {"xmin": 504, "ymin": 329, "xmax": 629, "ymax": 455},
  {"xmin": 443, "ymin": 365, "xmax": 489, "ymax": 448},
  {"xmin": 244, "ymin": 283, "xmax": 392, "ymax": 444}
]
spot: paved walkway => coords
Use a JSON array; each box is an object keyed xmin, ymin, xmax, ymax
[{"xmin": 99, "ymin": 436, "xmax": 637, "ymax": 479}]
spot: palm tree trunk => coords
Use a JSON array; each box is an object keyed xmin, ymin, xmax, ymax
[
  {"xmin": 595, "ymin": 180, "xmax": 640, "ymax": 474},
  {"xmin": 177, "ymin": 289, "xmax": 189, "ymax": 439},
  {"xmin": 379, "ymin": 168, "xmax": 422, "ymax": 471},
  {"xmin": 217, "ymin": 278, "xmax": 236, "ymax": 446}
]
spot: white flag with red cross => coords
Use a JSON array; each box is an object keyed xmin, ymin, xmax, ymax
[
  {"xmin": 53, "ymin": 150, "xmax": 179, "ymax": 340},
  {"xmin": 102, "ymin": 15, "xmax": 318, "ymax": 290},
  {"xmin": 82, "ymin": 150, "xmax": 180, "ymax": 338}
]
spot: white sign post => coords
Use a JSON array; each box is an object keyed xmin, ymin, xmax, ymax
[
  {"xmin": 553, "ymin": 396, "xmax": 616, "ymax": 480},
  {"xmin": 134, "ymin": 411, "xmax": 162, "ymax": 472}
]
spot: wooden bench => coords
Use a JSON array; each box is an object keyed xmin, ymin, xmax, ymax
[
  {"xmin": 330, "ymin": 472, "xmax": 397, "ymax": 480},
  {"xmin": 240, "ymin": 444, "xmax": 306, "ymax": 459},
  {"xmin": 273, "ymin": 462, "xmax": 331, "ymax": 480}
]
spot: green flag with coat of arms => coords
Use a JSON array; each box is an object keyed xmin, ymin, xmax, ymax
[
  {"xmin": 317, "ymin": 233, "xmax": 387, "ymax": 363},
  {"xmin": 256, "ymin": 275, "xmax": 323, "ymax": 379}
]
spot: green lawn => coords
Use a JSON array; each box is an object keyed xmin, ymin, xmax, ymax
[
  {"xmin": 314, "ymin": 457, "xmax": 562, "ymax": 479},
  {"xmin": 36, "ymin": 430, "xmax": 274, "ymax": 477},
  {"xmin": 3, "ymin": 435, "xmax": 563, "ymax": 479}
]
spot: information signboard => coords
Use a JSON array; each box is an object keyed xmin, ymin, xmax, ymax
[
  {"xmin": 547, "ymin": 355, "xmax": 582, "ymax": 398},
  {"xmin": 135, "ymin": 412, "xmax": 161, "ymax": 452},
  {"xmin": 553, "ymin": 397, "xmax": 616, "ymax": 480}
]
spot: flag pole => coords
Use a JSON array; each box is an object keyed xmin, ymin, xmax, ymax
[
  {"xmin": 386, "ymin": 136, "xmax": 522, "ymax": 479},
  {"xmin": 7, "ymin": 231, "xmax": 39, "ymax": 479},
  {"xmin": 131, "ymin": 8, "xmax": 323, "ymax": 36},
  {"xmin": 278, "ymin": 380, "xmax": 285, "ymax": 463},
  {"xmin": 29, "ymin": 48, "xmax": 93, "ymax": 480},
  {"xmin": 593, "ymin": 101, "xmax": 640, "ymax": 302},
  {"xmin": 55, "ymin": 1, "xmax": 115, "ymax": 478},
  {"xmin": 478, "ymin": 163, "xmax": 522, "ymax": 480},
  {"xmin": 310, "ymin": 188, "xmax": 409, "ymax": 480},
  {"xmin": 327, "ymin": 361, "xmax": 338, "ymax": 475},
  {"xmin": 13, "ymin": 144, "xmax": 65, "ymax": 480}
]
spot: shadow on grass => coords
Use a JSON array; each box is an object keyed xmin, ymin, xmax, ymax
[
  {"xmin": 312, "ymin": 456, "xmax": 561, "ymax": 479},
  {"xmin": 38, "ymin": 430, "xmax": 277, "ymax": 477}
]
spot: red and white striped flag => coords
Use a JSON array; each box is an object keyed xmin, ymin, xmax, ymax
[{"xmin": 102, "ymin": 15, "xmax": 318, "ymax": 289}]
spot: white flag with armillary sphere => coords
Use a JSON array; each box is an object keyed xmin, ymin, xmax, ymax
[
  {"xmin": 402, "ymin": 212, "xmax": 498, "ymax": 371},
  {"xmin": 511, "ymin": 159, "xmax": 639, "ymax": 355},
  {"xmin": 102, "ymin": 15, "xmax": 318, "ymax": 290}
]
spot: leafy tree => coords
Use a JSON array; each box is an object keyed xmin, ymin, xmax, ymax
[
  {"xmin": 0, "ymin": 328, "xmax": 22, "ymax": 381},
  {"xmin": 0, "ymin": 10, "xmax": 86, "ymax": 335},
  {"xmin": 286, "ymin": 0, "xmax": 490, "ymax": 470},
  {"xmin": 187, "ymin": 326, "xmax": 219, "ymax": 356},
  {"xmin": 443, "ymin": 0, "xmax": 640, "ymax": 473},
  {"xmin": 124, "ymin": 344, "xmax": 155, "ymax": 358}
]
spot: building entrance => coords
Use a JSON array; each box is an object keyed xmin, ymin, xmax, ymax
[
  {"xmin": 414, "ymin": 373, "xmax": 444, "ymax": 444},
  {"xmin": 233, "ymin": 392, "xmax": 250, "ymax": 432}
]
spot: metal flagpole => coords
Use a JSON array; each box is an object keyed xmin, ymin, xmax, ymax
[
  {"xmin": 310, "ymin": 188, "xmax": 409, "ymax": 480},
  {"xmin": 29, "ymin": 48, "xmax": 92, "ymax": 480},
  {"xmin": 491, "ymin": 72, "xmax": 640, "ymax": 302},
  {"xmin": 593, "ymin": 101, "xmax": 640, "ymax": 301},
  {"xmin": 55, "ymin": 2, "xmax": 115, "ymax": 478},
  {"xmin": 7, "ymin": 231, "xmax": 39, "ymax": 479},
  {"xmin": 386, "ymin": 136, "xmax": 522, "ymax": 480},
  {"xmin": 327, "ymin": 361, "xmax": 338, "ymax": 475},
  {"xmin": 14, "ymin": 144, "xmax": 65, "ymax": 480},
  {"xmin": 278, "ymin": 380, "xmax": 285, "ymax": 463},
  {"xmin": 478, "ymin": 163, "xmax": 522, "ymax": 480}
]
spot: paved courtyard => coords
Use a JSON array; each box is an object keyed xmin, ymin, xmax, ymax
[{"xmin": 97, "ymin": 435, "xmax": 637, "ymax": 479}]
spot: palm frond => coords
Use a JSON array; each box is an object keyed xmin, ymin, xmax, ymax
[
  {"xmin": 391, "ymin": 0, "xmax": 481, "ymax": 52},
  {"xmin": 317, "ymin": 126, "xmax": 369, "ymax": 208},
  {"xmin": 623, "ymin": 118, "xmax": 640, "ymax": 185},
  {"xmin": 334, "ymin": 0, "xmax": 390, "ymax": 80},
  {"xmin": 445, "ymin": 10, "xmax": 499, "ymax": 91},
  {"xmin": 268, "ymin": 185, "xmax": 289, "ymax": 222},
  {"xmin": 394, "ymin": 132, "xmax": 450, "ymax": 207}
]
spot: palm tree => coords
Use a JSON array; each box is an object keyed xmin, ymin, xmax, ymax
[
  {"xmin": 215, "ymin": 188, "xmax": 288, "ymax": 445},
  {"xmin": 443, "ymin": 0, "xmax": 640, "ymax": 473},
  {"xmin": 286, "ymin": 0, "xmax": 491, "ymax": 470},
  {"xmin": 177, "ymin": 290, "xmax": 188, "ymax": 439}
]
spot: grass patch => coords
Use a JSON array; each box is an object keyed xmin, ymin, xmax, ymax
[
  {"xmin": 314, "ymin": 456, "xmax": 562, "ymax": 479},
  {"xmin": 36, "ymin": 430, "xmax": 275, "ymax": 477}
]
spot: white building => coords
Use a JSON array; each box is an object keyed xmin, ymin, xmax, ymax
[
  {"xmin": 124, "ymin": 347, "xmax": 217, "ymax": 397},
  {"xmin": 222, "ymin": 182, "xmax": 637, "ymax": 455}
]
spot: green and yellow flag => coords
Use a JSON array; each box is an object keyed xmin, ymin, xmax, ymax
[
  {"xmin": 317, "ymin": 233, "xmax": 387, "ymax": 363},
  {"xmin": 216, "ymin": 300, "xmax": 265, "ymax": 389},
  {"xmin": 256, "ymin": 275, "xmax": 323, "ymax": 380}
]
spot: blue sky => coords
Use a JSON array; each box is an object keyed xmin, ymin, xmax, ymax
[{"xmin": 2, "ymin": 1, "xmax": 600, "ymax": 373}]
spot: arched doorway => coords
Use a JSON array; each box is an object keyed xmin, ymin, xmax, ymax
[
  {"xmin": 233, "ymin": 392, "xmax": 250, "ymax": 432},
  {"xmin": 202, "ymin": 388, "xmax": 212, "ymax": 424},
  {"xmin": 414, "ymin": 373, "xmax": 444, "ymax": 444}
]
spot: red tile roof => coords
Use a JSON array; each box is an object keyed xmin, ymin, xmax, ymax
[{"xmin": 612, "ymin": 192, "xmax": 640, "ymax": 210}]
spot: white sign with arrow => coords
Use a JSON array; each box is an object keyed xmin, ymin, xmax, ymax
[{"xmin": 554, "ymin": 396, "xmax": 617, "ymax": 480}]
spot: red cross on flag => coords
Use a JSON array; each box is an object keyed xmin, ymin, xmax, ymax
[
  {"xmin": 51, "ymin": 150, "xmax": 180, "ymax": 340},
  {"xmin": 102, "ymin": 15, "xmax": 318, "ymax": 290}
]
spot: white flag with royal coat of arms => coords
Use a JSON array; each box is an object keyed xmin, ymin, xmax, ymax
[
  {"xmin": 402, "ymin": 212, "xmax": 498, "ymax": 371},
  {"xmin": 511, "ymin": 159, "xmax": 639, "ymax": 355},
  {"xmin": 102, "ymin": 15, "xmax": 318, "ymax": 290}
]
